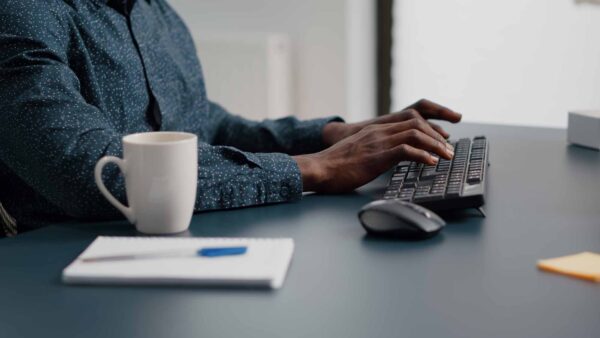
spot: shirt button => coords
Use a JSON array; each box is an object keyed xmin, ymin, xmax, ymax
[{"xmin": 280, "ymin": 185, "xmax": 290, "ymax": 198}]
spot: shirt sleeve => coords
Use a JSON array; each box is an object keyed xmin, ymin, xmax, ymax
[
  {"xmin": 195, "ymin": 145, "xmax": 302, "ymax": 211},
  {"xmin": 0, "ymin": 1, "xmax": 125, "ymax": 219},
  {"xmin": 206, "ymin": 101, "xmax": 344, "ymax": 155},
  {"xmin": 0, "ymin": 2, "xmax": 304, "ymax": 219}
]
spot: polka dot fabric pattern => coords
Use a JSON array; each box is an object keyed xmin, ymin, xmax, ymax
[{"xmin": 0, "ymin": 0, "xmax": 341, "ymax": 233}]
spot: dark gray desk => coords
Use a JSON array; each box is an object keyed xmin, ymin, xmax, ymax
[{"xmin": 1, "ymin": 123, "xmax": 599, "ymax": 338}]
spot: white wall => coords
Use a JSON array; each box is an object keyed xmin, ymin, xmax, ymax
[
  {"xmin": 346, "ymin": 0, "xmax": 376, "ymax": 122},
  {"xmin": 168, "ymin": 0, "xmax": 349, "ymax": 120},
  {"xmin": 392, "ymin": 0, "xmax": 600, "ymax": 128},
  {"xmin": 194, "ymin": 33, "xmax": 293, "ymax": 121}
]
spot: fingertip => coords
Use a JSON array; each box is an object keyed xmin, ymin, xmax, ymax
[
  {"xmin": 452, "ymin": 112, "xmax": 463, "ymax": 123},
  {"xmin": 438, "ymin": 152, "xmax": 451, "ymax": 161}
]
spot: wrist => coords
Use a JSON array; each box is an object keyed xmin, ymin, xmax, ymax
[
  {"xmin": 322, "ymin": 122, "xmax": 348, "ymax": 147},
  {"xmin": 293, "ymin": 154, "xmax": 327, "ymax": 192}
]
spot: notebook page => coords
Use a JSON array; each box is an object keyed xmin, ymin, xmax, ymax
[{"xmin": 63, "ymin": 236, "xmax": 294, "ymax": 288}]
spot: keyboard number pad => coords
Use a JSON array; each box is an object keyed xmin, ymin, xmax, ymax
[{"xmin": 466, "ymin": 137, "xmax": 486, "ymax": 184}]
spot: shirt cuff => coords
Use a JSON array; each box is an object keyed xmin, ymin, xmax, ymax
[
  {"xmin": 252, "ymin": 152, "xmax": 303, "ymax": 203},
  {"xmin": 292, "ymin": 116, "xmax": 344, "ymax": 154}
]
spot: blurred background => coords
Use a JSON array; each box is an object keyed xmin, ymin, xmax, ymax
[{"xmin": 170, "ymin": 0, "xmax": 600, "ymax": 128}]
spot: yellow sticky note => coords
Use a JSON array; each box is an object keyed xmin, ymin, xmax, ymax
[{"xmin": 537, "ymin": 252, "xmax": 600, "ymax": 283}]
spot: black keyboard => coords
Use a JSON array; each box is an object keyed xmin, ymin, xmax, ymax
[{"xmin": 383, "ymin": 136, "xmax": 489, "ymax": 211}]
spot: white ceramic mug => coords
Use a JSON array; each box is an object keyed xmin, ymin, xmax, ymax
[{"xmin": 94, "ymin": 132, "xmax": 198, "ymax": 234}]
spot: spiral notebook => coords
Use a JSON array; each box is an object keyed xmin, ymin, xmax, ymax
[{"xmin": 62, "ymin": 236, "xmax": 294, "ymax": 289}]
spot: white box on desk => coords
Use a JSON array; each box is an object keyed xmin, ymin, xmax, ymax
[{"xmin": 567, "ymin": 111, "xmax": 600, "ymax": 150}]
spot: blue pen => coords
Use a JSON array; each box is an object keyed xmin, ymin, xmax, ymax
[{"xmin": 81, "ymin": 246, "xmax": 247, "ymax": 263}]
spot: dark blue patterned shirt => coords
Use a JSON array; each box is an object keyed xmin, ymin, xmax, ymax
[{"xmin": 0, "ymin": 0, "xmax": 340, "ymax": 231}]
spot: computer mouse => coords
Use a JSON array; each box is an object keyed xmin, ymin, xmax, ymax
[{"xmin": 358, "ymin": 200, "xmax": 446, "ymax": 240}]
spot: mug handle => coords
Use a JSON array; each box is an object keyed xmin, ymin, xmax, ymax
[{"xmin": 94, "ymin": 156, "xmax": 136, "ymax": 224}]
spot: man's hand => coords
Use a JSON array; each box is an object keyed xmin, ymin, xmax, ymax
[
  {"xmin": 322, "ymin": 99, "xmax": 462, "ymax": 147},
  {"xmin": 294, "ymin": 116, "xmax": 456, "ymax": 193}
]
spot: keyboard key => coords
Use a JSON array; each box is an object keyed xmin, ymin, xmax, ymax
[
  {"xmin": 445, "ymin": 191, "xmax": 461, "ymax": 198},
  {"xmin": 405, "ymin": 172, "xmax": 419, "ymax": 182},
  {"xmin": 383, "ymin": 192, "xmax": 397, "ymax": 199},
  {"xmin": 391, "ymin": 175, "xmax": 404, "ymax": 182},
  {"xmin": 414, "ymin": 194, "xmax": 444, "ymax": 203},
  {"xmin": 402, "ymin": 182, "xmax": 416, "ymax": 189},
  {"xmin": 420, "ymin": 170, "xmax": 438, "ymax": 180},
  {"xmin": 433, "ymin": 177, "xmax": 447, "ymax": 185},
  {"xmin": 416, "ymin": 186, "xmax": 431, "ymax": 194},
  {"xmin": 399, "ymin": 193, "xmax": 414, "ymax": 199},
  {"xmin": 408, "ymin": 162, "xmax": 422, "ymax": 172},
  {"xmin": 467, "ymin": 176, "xmax": 482, "ymax": 184},
  {"xmin": 434, "ymin": 188, "xmax": 448, "ymax": 194},
  {"xmin": 388, "ymin": 185, "xmax": 401, "ymax": 192}
]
